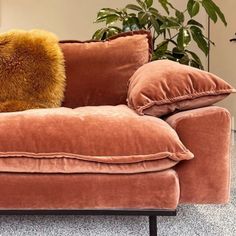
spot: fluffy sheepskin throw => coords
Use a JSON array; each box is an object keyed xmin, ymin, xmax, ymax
[{"xmin": 0, "ymin": 29, "xmax": 65, "ymax": 112}]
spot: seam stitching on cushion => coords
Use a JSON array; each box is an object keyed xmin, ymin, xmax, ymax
[
  {"xmin": 59, "ymin": 30, "xmax": 153, "ymax": 61},
  {"xmin": 0, "ymin": 150, "xmax": 193, "ymax": 164},
  {"xmin": 136, "ymin": 89, "xmax": 235, "ymax": 114}
]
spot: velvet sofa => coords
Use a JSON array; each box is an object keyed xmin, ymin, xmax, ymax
[{"xmin": 0, "ymin": 30, "xmax": 233, "ymax": 236}]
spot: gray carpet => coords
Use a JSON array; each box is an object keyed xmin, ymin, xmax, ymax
[{"xmin": 0, "ymin": 134, "xmax": 235, "ymax": 236}]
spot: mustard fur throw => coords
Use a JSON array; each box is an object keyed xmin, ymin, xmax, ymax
[{"xmin": 0, "ymin": 29, "xmax": 65, "ymax": 112}]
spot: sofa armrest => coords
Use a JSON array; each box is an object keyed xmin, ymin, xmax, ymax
[{"xmin": 166, "ymin": 106, "xmax": 232, "ymax": 204}]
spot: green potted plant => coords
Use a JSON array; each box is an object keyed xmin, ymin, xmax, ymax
[{"xmin": 92, "ymin": 0, "xmax": 226, "ymax": 69}]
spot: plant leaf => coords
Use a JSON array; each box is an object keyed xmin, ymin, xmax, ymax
[
  {"xmin": 145, "ymin": 0, "xmax": 153, "ymax": 8},
  {"xmin": 150, "ymin": 16, "xmax": 160, "ymax": 33},
  {"xmin": 108, "ymin": 26, "xmax": 122, "ymax": 31},
  {"xmin": 186, "ymin": 50, "xmax": 204, "ymax": 69},
  {"xmin": 158, "ymin": 0, "xmax": 170, "ymax": 14},
  {"xmin": 177, "ymin": 28, "xmax": 191, "ymax": 50},
  {"xmin": 177, "ymin": 29, "xmax": 185, "ymax": 50},
  {"xmin": 203, "ymin": 35, "xmax": 215, "ymax": 46},
  {"xmin": 99, "ymin": 8, "xmax": 120, "ymax": 13},
  {"xmin": 126, "ymin": 4, "xmax": 142, "ymax": 11},
  {"xmin": 190, "ymin": 26, "xmax": 209, "ymax": 56},
  {"xmin": 202, "ymin": 0, "xmax": 217, "ymax": 23},
  {"xmin": 153, "ymin": 40, "xmax": 169, "ymax": 59},
  {"xmin": 175, "ymin": 10, "xmax": 184, "ymax": 23},
  {"xmin": 187, "ymin": 19, "xmax": 204, "ymax": 28},
  {"xmin": 136, "ymin": 0, "xmax": 147, "ymax": 10},
  {"xmin": 106, "ymin": 28, "xmax": 119, "ymax": 38},
  {"xmin": 95, "ymin": 13, "xmax": 120, "ymax": 24},
  {"xmin": 97, "ymin": 8, "xmax": 119, "ymax": 17},
  {"xmin": 92, "ymin": 28, "xmax": 107, "ymax": 40},
  {"xmin": 138, "ymin": 12, "xmax": 149, "ymax": 26},
  {"xmin": 160, "ymin": 17, "xmax": 180, "ymax": 30},
  {"xmin": 210, "ymin": 0, "xmax": 227, "ymax": 26},
  {"xmin": 190, "ymin": 59, "xmax": 202, "ymax": 69},
  {"xmin": 179, "ymin": 54, "xmax": 190, "ymax": 65},
  {"xmin": 95, "ymin": 15, "xmax": 110, "ymax": 23},
  {"xmin": 187, "ymin": 0, "xmax": 200, "ymax": 17},
  {"xmin": 129, "ymin": 13, "xmax": 137, "ymax": 17},
  {"xmin": 163, "ymin": 52, "xmax": 178, "ymax": 61},
  {"xmin": 203, "ymin": 0, "xmax": 227, "ymax": 25},
  {"xmin": 149, "ymin": 7, "xmax": 159, "ymax": 17},
  {"xmin": 105, "ymin": 15, "xmax": 120, "ymax": 25}
]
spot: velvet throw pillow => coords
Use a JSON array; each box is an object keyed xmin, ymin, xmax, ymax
[
  {"xmin": 0, "ymin": 29, "xmax": 65, "ymax": 112},
  {"xmin": 128, "ymin": 60, "xmax": 236, "ymax": 117},
  {"xmin": 60, "ymin": 30, "xmax": 152, "ymax": 108}
]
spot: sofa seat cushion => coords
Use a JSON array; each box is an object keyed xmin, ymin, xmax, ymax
[
  {"xmin": 0, "ymin": 105, "xmax": 193, "ymax": 174},
  {"xmin": 0, "ymin": 170, "xmax": 179, "ymax": 210}
]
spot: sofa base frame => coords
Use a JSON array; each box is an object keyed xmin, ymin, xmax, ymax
[{"xmin": 0, "ymin": 209, "xmax": 176, "ymax": 236}]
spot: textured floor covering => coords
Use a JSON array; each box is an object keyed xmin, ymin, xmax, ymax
[{"xmin": 0, "ymin": 134, "xmax": 235, "ymax": 236}]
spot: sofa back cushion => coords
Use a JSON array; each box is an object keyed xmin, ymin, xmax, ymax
[{"xmin": 60, "ymin": 31, "xmax": 152, "ymax": 108}]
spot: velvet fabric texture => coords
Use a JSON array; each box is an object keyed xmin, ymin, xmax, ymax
[
  {"xmin": 0, "ymin": 105, "xmax": 193, "ymax": 174},
  {"xmin": 0, "ymin": 156, "xmax": 178, "ymax": 174},
  {"xmin": 128, "ymin": 60, "xmax": 236, "ymax": 117},
  {"xmin": 166, "ymin": 106, "xmax": 231, "ymax": 204},
  {"xmin": 60, "ymin": 31, "xmax": 152, "ymax": 108},
  {"xmin": 0, "ymin": 170, "xmax": 179, "ymax": 210},
  {"xmin": 0, "ymin": 30, "xmax": 65, "ymax": 112}
]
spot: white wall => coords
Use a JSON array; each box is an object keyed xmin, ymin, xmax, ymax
[
  {"xmin": 0, "ymin": 0, "xmax": 137, "ymax": 40},
  {"xmin": 0, "ymin": 0, "xmax": 208, "ymax": 68},
  {"xmin": 210, "ymin": 0, "xmax": 236, "ymax": 128}
]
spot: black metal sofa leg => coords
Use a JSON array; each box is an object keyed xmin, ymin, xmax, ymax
[{"xmin": 149, "ymin": 216, "xmax": 157, "ymax": 236}]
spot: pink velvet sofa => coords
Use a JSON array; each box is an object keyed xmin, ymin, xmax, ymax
[{"xmin": 0, "ymin": 31, "xmax": 232, "ymax": 236}]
